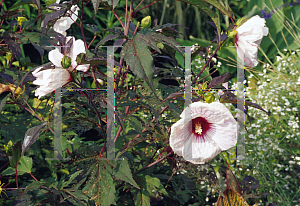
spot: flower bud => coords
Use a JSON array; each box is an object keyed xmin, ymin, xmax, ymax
[
  {"xmin": 17, "ymin": 17, "xmax": 27, "ymax": 26},
  {"xmin": 141, "ymin": 16, "xmax": 151, "ymax": 28},
  {"xmin": 61, "ymin": 55, "xmax": 72, "ymax": 69},
  {"xmin": 157, "ymin": 42, "xmax": 164, "ymax": 49},
  {"xmin": 228, "ymin": 30, "xmax": 237, "ymax": 38},
  {"xmin": 96, "ymin": 78, "xmax": 104, "ymax": 85}
]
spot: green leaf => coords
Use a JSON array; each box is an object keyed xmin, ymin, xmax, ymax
[
  {"xmin": 97, "ymin": 163, "xmax": 116, "ymax": 205},
  {"xmin": 178, "ymin": 0, "xmax": 221, "ymax": 45},
  {"xmin": 8, "ymin": 1, "xmax": 34, "ymax": 10},
  {"xmin": 83, "ymin": 162, "xmax": 116, "ymax": 206},
  {"xmin": 17, "ymin": 156, "xmax": 33, "ymax": 174},
  {"xmin": 133, "ymin": 175, "xmax": 169, "ymax": 206},
  {"xmin": 63, "ymin": 169, "xmax": 83, "ymax": 188},
  {"xmin": 10, "ymin": 140, "xmax": 22, "ymax": 168},
  {"xmin": 76, "ymin": 53, "xmax": 107, "ymax": 65},
  {"xmin": 14, "ymin": 193, "xmax": 31, "ymax": 206},
  {"xmin": 203, "ymin": 0, "xmax": 233, "ymax": 19},
  {"xmin": 96, "ymin": 34, "xmax": 122, "ymax": 47},
  {"xmin": 76, "ymin": 53, "xmax": 86, "ymax": 65},
  {"xmin": 134, "ymin": 189, "xmax": 150, "ymax": 206},
  {"xmin": 0, "ymin": 92, "xmax": 9, "ymax": 112},
  {"xmin": 1, "ymin": 167, "xmax": 26, "ymax": 176},
  {"xmin": 0, "ymin": 9, "xmax": 24, "ymax": 20},
  {"xmin": 120, "ymin": 33, "xmax": 156, "ymax": 97},
  {"xmin": 145, "ymin": 175, "xmax": 168, "ymax": 196},
  {"xmin": 129, "ymin": 116, "xmax": 144, "ymax": 138},
  {"xmin": 111, "ymin": 159, "xmax": 140, "ymax": 189},
  {"xmin": 25, "ymin": 181, "xmax": 44, "ymax": 192},
  {"xmin": 64, "ymin": 189, "xmax": 89, "ymax": 204}
]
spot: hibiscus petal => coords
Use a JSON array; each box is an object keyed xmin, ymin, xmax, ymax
[
  {"xmin": 235, "ymin": 15, "xmax": 268, "ymax": 68},
  {"xmin": 75, "ymin": 64, "xmax": 90, "ymax": 72},
  {"xmin": 49, "ymin": 49, "xmax": 64, "ymax": 68},
  {"xmin": 70, "ymin": 39, "xmax": 86, "ymax": 61},
  {"xmin": 170, "ymin": 119, "xmax": 191, "ymax": 157},
  {"xmin": 33, "ymin": 68, "xmax": 72, "ymax": 99},
  {"xmin": 187, "ymin": 136, "xmax": 222, "ymax": 164}
]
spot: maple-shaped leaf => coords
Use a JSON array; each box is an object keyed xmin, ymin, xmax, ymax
[
  {"xmin": 83, "ymin": 161, "xmax": 116, "ymax": 206},
  {"xmin": 120, "ymin": 31, "xmax": 181, "ymax": 99}
]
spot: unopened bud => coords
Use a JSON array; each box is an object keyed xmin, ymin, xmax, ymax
[
  {"xmin": 157, "ymin": 42, "xmax": 164, "ymax": 49},
  {"xmin": 62, "ymin": 55, "xmax": 72, "ymax": 69},
  {"xmin": 17, "ymin": 17, "xmax": 27, "ymax": 26},
  {"xmin": 141, "ymin": 16, "xmax": 151, "ymax": 28},
  {"xmin": 228, "ymin": 30, "xmax": 237, "ymax": 38}
]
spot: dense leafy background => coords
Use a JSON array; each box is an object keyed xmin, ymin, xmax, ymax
[{"xmin": 0, "ymin": 0, "xmax": 300, "ymax": 205}]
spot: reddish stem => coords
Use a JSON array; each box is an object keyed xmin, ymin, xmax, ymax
[
  {"xmin": 112, "ymin": 9, "xmax": 125, "ymax": 30},
  {"xmin": 30, "ymin": 173, "xmax": 38, "ymax": 181},
  {"xmin": 88, "ymin": 35, "xmax": 97, "ymax": 49},
  {"xmin": 192, "ymin": 43, "xmax": 222, "ymax": 85},
  {"xmin": 15, "ymin": 167, "xmax": 18, "ymax": 188},
  {"xmin": 80, "ymin": 1, "xmax": 88, "ymax": 50},
  {"xmin": 91, "ymin": 66, "xmax": 100, "ymax": 89},
  {"xmin": 134, "ymin": 151, "xmax": 173, "ymax": 174},
  {"xmin": 230, "ymin": 16, "xmax": 235, "ymax": 25},
  {"xmin": 135, "ymin": 0, "xmax": 160, "ymax": 13}
]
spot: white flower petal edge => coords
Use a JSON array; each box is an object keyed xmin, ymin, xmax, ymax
[
  {"xmin": 32, "ymin": 68, "xmax": 72, "ymax": 99},
  {"xmin": 53, "ymin": 4, "xmax": 79, "ymax": 36},
  {"xmin": 235, "ymin": 15, "xmax": 269, "ymax": 68},
  {"xmin": 49, "ymin": 49, "xmax": 64, "ymax": 68},
  {"xmin": 68, "ymin": 37, "xmax": 90, "ymax": 72},
  {"xmin": 170, "ymin": 102, "xmax": 237, "ymax": 164}
]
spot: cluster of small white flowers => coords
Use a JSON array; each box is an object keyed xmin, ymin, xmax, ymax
[
  {"xmin": 227, "ymin": 50, "xmax": 300, "ymax": 204},
  {"xmin": 192, "ymin": 44, "xmax": 223, "ymax": 72}
]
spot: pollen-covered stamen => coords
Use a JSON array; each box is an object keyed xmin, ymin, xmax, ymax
[
  {"xmin": 192, "ymin": 116, "xmax": 211, "ymax": 142},
  {"xmin": 195, "ymin": 122, "xmax": 202, "ymax": 134}
]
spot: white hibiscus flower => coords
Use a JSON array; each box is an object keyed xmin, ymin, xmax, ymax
[
  {"xmin": 43, "ymin": 0, "xmax": 79, "ymax": 36},
  {"xmin": 49, "ymin": 36, "xmax": 90, "ymax": 72},
  {"xmin": 235, "ymin": 15, "xmax": 269, "ymax": 68},
  {"xmin": 32, "ymin": 67, "xmax": 72, "ymax": 99},
  {"xmin": 53, "ymin": 1, "xmax": 79, "ymax": 36},
  {"xmin": 169, "ymin": 102, "xmax": 238, "ymax": 164}
]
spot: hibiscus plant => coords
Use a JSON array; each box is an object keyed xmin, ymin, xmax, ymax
[{"xmin": 0, "ymin": 0, "xmax": 284, "ymax": 205}]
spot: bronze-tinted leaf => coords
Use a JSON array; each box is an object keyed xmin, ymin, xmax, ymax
[
  {"xmin": 226, "ymin": 167, "xmax": 242, "ymax": 194},
  {"xmin": 216, "ymin": 188, "xmax": 249, "ymax": 206},
  {"xmin": 219, "ymin": 91, "xmax": 270, "ymax": 115},
  {"xmin": 208, "ymin": 72, "xmax": 234, "ymax": 88},
  {"xmin": 3, "ymin": 32, "xmax": 22, "ymax": 61},
  {"xmin": 21, "ymin": 121, "xmax": 48, "ymax": 156}
]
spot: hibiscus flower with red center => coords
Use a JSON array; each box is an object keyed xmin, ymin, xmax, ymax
[{"xmin": 169, "ymin": 102, "xmax": 238, "ymax": 164}]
